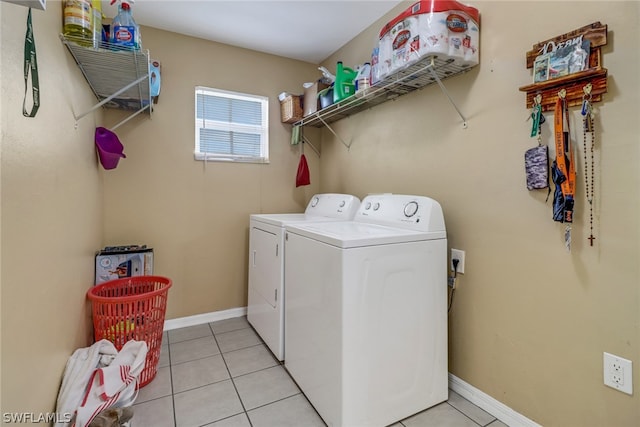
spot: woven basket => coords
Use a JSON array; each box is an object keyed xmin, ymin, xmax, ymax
[{"xmin": 280, "ymin": 95, "xmax": 303, "ymax": 123}]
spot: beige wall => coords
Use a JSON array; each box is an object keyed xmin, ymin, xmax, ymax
[
  {"xmin": 1, "ymin": 0, "xmax": 104, "ymax": 418},
  {"xmin": 320, "ymin": 1, "xmax": 639, "ymax": 426},
  {"xmin": 101, "ymin": 27, "xmax": 322, "ymax": 319}
]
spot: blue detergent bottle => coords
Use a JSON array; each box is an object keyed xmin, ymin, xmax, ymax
[{"xmin": 110, "ymin": 0, "xmax": 140, "ymax": 49}]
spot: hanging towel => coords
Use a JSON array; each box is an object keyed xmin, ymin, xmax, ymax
[
  {"xmin": 55, "ymin": 340, "xmax": 119, "ymax": 427},
  {"xmin": 296, "ymin": 153, "xmax": 310, "ymax": 187},
  {"xmin": 291, "ymin": 125, "xmax": 302, "ymax": 145},
  {"xmin": 75, "ymin": 340, "xmax": 148, "ymax": 427}
]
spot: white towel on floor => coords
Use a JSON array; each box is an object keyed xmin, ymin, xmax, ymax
[
  {"xmin": 55, "ymin": 340, "xmax": 118, "ymax": 427},
  {"xmin": 75, "ymin": 340, "xmax": 147, "ymax": 427},
  {"xmin": 54, "ymin": 339, "xmax": 147, "ymax": 427}
]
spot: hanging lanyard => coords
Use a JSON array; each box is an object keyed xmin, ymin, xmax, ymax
[
  {"xmin": 553, "ymin": 96, "xmax": 576, "ymax": 222},
  {"xmin": 23, "ymin": 8, "xmax": 40, "ymax": 118}
]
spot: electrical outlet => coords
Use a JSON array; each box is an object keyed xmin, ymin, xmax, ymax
[
  {"xmin": 450, "ymin": 249, "xmax": 465, "ymax": 274},
  {"xmin": 604, "ymin": 352, "xmax": 633, "ymax": 395}
]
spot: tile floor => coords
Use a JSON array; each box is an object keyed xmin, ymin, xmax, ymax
[{"xmin": 133, "ymin": 316, "xmax": 509, "ymax": 427}]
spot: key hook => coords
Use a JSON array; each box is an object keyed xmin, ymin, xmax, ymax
[{"xmin": 582, "ymin": 83, "xmax": 593, "ymax": 101}]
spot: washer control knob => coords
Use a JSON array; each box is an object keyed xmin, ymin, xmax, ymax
[
  {"xmin": 404, "ymin": 201, "xmax": 419, "ymax": 217},
  {"xmin": 365, "ymin": 202, "xmax": 372, "ymax": 210},
  {"xmin": 373, "ymin": 202, "xmax": 380, "ymax": 211},
  {"xmin": 310, "ymin": 196, "xmax": 319, "ymax": 207},
  {"xmin": 339, "ymin": 200, "xmax": 345, "ymax": 207}
]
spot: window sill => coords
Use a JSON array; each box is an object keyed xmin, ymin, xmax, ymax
[{"xmin": 194, "ymin": 154, "xmax": 269, "ymax": 164}]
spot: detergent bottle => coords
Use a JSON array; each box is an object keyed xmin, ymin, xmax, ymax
[
  {"xmin": 91, "ymin": 0, "xmax": 104, "ymax": 49},
  {"xmin": 110, "ymin": 0, "xmax": 141, "ymax": 50},
  {"xmin": 333, "ymin": 61, "xmax": 358, "ymax": 103},
  {"xmin": 63, "ymin": 0, "xmax": 93, "ymax": 46},
  {"xmin": 355, "ymin": 62, "xmax": 371, "ymax": 97}
]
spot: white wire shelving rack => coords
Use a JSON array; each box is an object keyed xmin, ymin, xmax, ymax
[
  {"xmin": 60, "ymin": 34, "xmax": 152, "ymax": 130},
  {"xmin": 294, "ymin": 55, "xmax": 477, "ymax": 150}
]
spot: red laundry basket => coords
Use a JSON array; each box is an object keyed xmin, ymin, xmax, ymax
[{"xmin": 87, "ymin": 276, "xmax": 172, "ymax": 387}]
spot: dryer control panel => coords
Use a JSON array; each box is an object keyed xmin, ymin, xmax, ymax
[
  {"xmin": 304, "ymin": 193, "xmax": 361, "ymax": 219},
  {"xmin": 355, "ymin": 194, "xmax": 445, "ymax": 232}
]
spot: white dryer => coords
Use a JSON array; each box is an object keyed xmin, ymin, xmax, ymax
[
  {"xmin": 247, "ymin": 194, "xmax": 360, "ymax": 361},
  {"xmin": 284, "ymin": 194, "xmax": 448, "ymax": 427}
]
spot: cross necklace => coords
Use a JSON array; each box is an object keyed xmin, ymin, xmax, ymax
[{"xmin": 582, "ymin": 86, "xmax": 596, "ymax": 246}]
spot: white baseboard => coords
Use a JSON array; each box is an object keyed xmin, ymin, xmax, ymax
[
  {"xmin": 449, "ymin": 374, "xmax": 542, "ymax": 427},
  {"xmin": 163, "ymin": 307, "xmax": 247, "ymax": 331}
]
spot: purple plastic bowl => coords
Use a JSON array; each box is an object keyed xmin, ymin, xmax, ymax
[{"xmin": 95, "ymin": 127, "xmax": 126, "ymax": 170}]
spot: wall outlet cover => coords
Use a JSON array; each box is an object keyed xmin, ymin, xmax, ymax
[
  {"xmin": 451, "ymin": 249, "xmax": 465, "ymax": 274},
  {"xmin": 604, "ymin": 352, "xmax": 633, "ymax": 395}
]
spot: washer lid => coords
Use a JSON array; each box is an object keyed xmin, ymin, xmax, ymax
[
  {"xmin": 250, "ymin": 213, "xmax": 309, "ymax": 227},
  {"xmin": 285, "ymin": 221, "xmax": 446, "ymax": 249},
  {"xmin": 250, "ymin": 194, "xmax": 361, "ymax": 227}
]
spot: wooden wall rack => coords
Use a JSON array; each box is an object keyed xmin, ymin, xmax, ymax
[{"xmin": 519, "ymin": 22, "xmax": 608, "ymax": 112}]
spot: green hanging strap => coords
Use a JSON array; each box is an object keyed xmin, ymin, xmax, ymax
[{"xmin": 23, "ymin": 8, "xmax": 40, "ymax": 118}]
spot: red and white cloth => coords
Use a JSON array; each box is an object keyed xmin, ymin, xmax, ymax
[{"xmin": 55, "ymin": 339, "xmax": 147, "ymax": 427}]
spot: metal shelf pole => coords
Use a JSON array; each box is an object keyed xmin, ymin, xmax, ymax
[
  {"xmin": 427, "ymin": 65, "xmax": 468, "ymax": 128},
  {"xmin": 74, "ymin": 74, "xmax": 149, "ymax": 121}
]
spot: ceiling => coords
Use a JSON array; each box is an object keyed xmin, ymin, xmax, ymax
[{"xmin": 102, "ymin": 0, "xmax": 404, "ymax": 64}]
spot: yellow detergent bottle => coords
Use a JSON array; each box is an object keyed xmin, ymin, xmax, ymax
[{"xmin": 63, "ymin": 0, "xmax": 93, "ymax": 46}]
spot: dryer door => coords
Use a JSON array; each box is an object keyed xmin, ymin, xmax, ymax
[
  {"xmin": 249, "ymin": 226, "xmax": 280, "ymax": 308},
  {"xmin": 248, "ymin": 225, "xmax": 284, "ymax": 360}
]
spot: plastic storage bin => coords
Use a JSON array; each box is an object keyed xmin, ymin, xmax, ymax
[{"xmin": 87, "ymin": 276, "xmax": 172, "ymax": 387}]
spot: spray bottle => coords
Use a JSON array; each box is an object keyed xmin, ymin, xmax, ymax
[{"xmin": 110, "ymin": 0, "xmax": 141, "ymax": 50}]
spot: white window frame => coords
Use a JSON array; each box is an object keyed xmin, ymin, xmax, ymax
[{"xmin": 194, "ymin": 86, "xmax": 269, "ymax": 163}]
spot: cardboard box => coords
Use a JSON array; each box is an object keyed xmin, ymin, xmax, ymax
[
  {"xmin": 303, "ymin": 81, "xmax": 330, "ymax": 116},
  {"xmin": 95, "ymin": 245, "xmax": 154, "ymax": 285}
]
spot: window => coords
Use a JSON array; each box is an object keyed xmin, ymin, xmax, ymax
[{"xmin": 195, "ymin": 86, "xmax": 269, "ymax": 163}]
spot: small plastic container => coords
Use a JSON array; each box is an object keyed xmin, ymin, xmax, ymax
[
  {"xmin": 87, "ymin": 276, "xmax": 172, "ymax": 387},
  {"xmin": 318, "ymin": 87, "xmax": 334, "ymax": 109},
  {"xmin": 95, "ymin": 127, "xmax": 126, "ymax": 170}
]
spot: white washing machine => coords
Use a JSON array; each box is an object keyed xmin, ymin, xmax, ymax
[
  {"xmin": 247, "ymin": 194, "xmax": 361, "ymax": 361},
  {"xmin": 284, "ymin": 194, "xmax": 448, "ymax": 427}
]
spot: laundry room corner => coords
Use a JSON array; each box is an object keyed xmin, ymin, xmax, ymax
[{"xmin": 99, "ymin": 26, "xmax": 322, "ymax": 321}]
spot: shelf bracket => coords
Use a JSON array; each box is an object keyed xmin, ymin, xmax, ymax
[
  {"xmin": 74, "ymin": 73, "xmax": 149, "ymax": 122},
  {"xmin": 301, "ymin": 136, "xmax": 320, "ymax": 158},
  {"xmin": 110, "ymin": 104, "xmax": 151, "ymax": 131},
  {"xmin": 427, "ymin": 64, "xmax": 468, "ymax": 128},
  {"xmin": 317, "ymin": 115, "xmax": 353, "ymax": 151}
]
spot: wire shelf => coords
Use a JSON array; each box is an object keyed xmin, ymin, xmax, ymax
[
  {"xmin": 294, "ymin": 56, "xmax": 476, "ymax": 128},
  {"xmin": 60, "ymin": 34, "xmax": 152, "ymax": 115}
]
